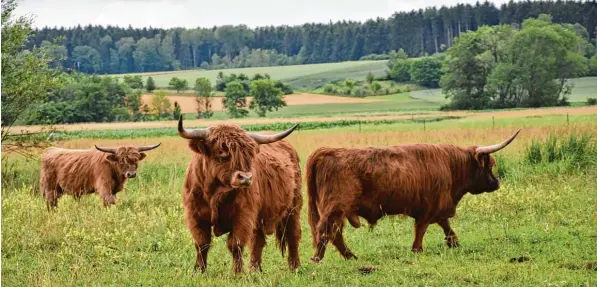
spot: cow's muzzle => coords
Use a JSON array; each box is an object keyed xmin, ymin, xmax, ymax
[
  {"xmin": 126, "ymin": 172, "xmax": 137, "ymax": 179},
  {"xmin": 231, "ymin": 171, "xmax": 253, "ymax": 188}
]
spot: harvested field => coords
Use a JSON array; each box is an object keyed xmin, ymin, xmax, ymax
[{"xmin": 141, "ymin": 93, "xmax": 382, "ymax": 113}]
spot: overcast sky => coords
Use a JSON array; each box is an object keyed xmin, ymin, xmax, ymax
[{"xmin": 15, "ymin": 0, "xmax": 509, "ymax": 29}]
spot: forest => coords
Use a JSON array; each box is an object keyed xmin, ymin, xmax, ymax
[{"xmin": 28, "ymin": 0, "xmax": 597, "ymax": 74}]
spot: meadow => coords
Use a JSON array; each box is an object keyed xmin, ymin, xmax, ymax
[
  {"xmin": 117, "ymin": 60, "xmax": 388, "ymax": 89},
  {"xmin": 2, "ymin": 108, "xmax": 597, "ymax": 286}
]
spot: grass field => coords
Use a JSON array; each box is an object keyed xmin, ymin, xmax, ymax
[
  {"xmin": 117, "ymin": 60, "xmax": 388, "ymax": 89},
  {"xmin": 410, "ymin": 77, "xmax": 597, "ymax": 104},
  {"xmin": 2, "ymin": 112, "xmax": 597, "ymax": 286}
]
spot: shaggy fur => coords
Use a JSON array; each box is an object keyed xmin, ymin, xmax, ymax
[
  {"xmin": 181, "ymin": 124, "xmax": 302, "ymax": 274},
  {"xmin": 40, "ymin": 145, "xmax": 151, "ymax": 209},
  {"xmin": 306, "ymin": 142, "xmax": 508, "ymax": 263}
]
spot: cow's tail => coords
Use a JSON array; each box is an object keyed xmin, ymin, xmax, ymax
[{"xmin": 306, "ymin": 148, "xmax": 324, "ymax": 248}]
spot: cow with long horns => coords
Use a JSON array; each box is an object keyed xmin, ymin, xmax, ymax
[
  {"xmin": 306, "ymin": 130, "xmax": 521, "ymax": 263},
  {"xmin": 40, "ymin": 143, "xmax": 161, "ymax": 209},
  {"xmin": 177, "ymin": 116, "xmax": 303, "ymax": 274}
]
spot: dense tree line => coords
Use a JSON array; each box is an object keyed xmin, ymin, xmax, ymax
[{"xmin": 27, "ymin": 1, "xmax": 597, "ymax": 75}]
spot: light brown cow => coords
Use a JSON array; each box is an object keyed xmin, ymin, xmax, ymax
[
  {"xmin": 177, "ymin": 116, "xmax": 302, "ymax": 274},
  {"xmin": 40, "ymin": 143, "xmax": 160, "ymax": 209},
  {"xmin": 306, "ymin": 130, "xmax": 521, "ymax": 263}
]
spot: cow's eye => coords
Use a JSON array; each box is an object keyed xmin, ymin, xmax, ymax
[{"xmin": 217, "ymin": 150, "xmax": 229, "ymax": 158}]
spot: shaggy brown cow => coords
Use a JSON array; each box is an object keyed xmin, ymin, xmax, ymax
[
  {"xmin": 306, "ymin": 130, "xmax": 521, "ymax": 263},
  {"xmin": 40, "ymin": 143, "xmax": 160, "ymax": 209},
  {"xmin": 177, "ymin": 116, "xmax": 302, "ymax": 274}
]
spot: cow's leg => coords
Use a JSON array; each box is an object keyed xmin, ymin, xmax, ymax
[
  {"xmin": 97, "ymin": 187, "xmax": 117, "ymax": 207},
  {"xmin": 280, "ymin": 208, "xmax": 302, "ymax": 270},
  {"xmin": 44, "ymin": 186, "xmax": 63, "ymax": 211},
  {"xmin": 330, "ymin": 223, "xmax": 358, "ymax": 260},
  {"xmin": 227, "ymin": 211, "xmax": 253, "ymax": 274},
  {"xmin": 190, "ymin": 221, "xmax": 212, "ymax": 274},
  {"xmin": 438, "ymin": 218, "xmax": 460, "ymax": 248},
  {"xmin": 411, "ymin": 219, "xmax": 430, "ymax": 252},
  {"xmin": 311, "ymin": 211, "xmax": 343, "ymax": 263},
  {"xmin": 184, "ymin": 193, "xmax": 212, "ymax": 274},
  {"xmin": 249, "ymin": 229, "xmax": 266, "ymax": 272}
]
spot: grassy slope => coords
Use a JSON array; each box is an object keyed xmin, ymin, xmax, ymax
[
  {"xmin": 409, "ymin": 77, "xmax": 597, "ymax": 104},
  {"xmin": 2, "ymin": 118, "xmax": 596, "ymax": 286},
  {"xmin": 116, "ymin": 60, "xmax": 388, "ymax": 89}
]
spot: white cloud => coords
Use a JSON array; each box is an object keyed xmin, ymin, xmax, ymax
[{"xmin": 14, "ymin": 0, "xmax": 509, "ymax": 29}]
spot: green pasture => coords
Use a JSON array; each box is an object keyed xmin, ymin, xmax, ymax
[
  {"xmin": 409, "ymin": 77, "xmax": 597, "ymax": 104},
  {"xmin": 116, "ymin": 60, "xmax": 388, "ymax": 89},
  {"xmin": 2, "ymin": 115, "xmax": 597, "ymax": 286}
]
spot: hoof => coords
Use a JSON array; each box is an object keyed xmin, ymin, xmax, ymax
[
  {"xmin": 343, "ymin": 251, "xmax": 358, "ymax": 260},
  {"xmin": 411, "ymin": 247, "xmax": 424, "ymax": 253}
]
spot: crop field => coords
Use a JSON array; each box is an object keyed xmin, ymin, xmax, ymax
[
  {"xmin": 2, "ymin": 106, "xmax": 597, "ymax": 286},
  {"xmin": 116, "ymin": 60, "xmax": 388, "ymax": 89},
  {"xmin": 409, "ymin": 77, "xmax": 597, "ymax": 104}
]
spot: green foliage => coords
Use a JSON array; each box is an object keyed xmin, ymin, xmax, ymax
[
  {"xmin": 371, "ymin": 81, "xmax": 382, "ymax": 95},
  {"xmin": 409, "ymin": 56, "xmax": 442, "ymax": 88},
  {"xmin": 72, "ymin": 45, "xmax": 101, "ymax": 74},
  {"xmin": 145, "ymin": 76, "xmax": 156, "ymax": 92},
  {"xmin": 1, "ymin": 0, "xmax": 64, "ymax": 133},
  {"xmin": 249, "ymin": 79, "xmax": 287, "ymax": 117},
  {"xmin": 172, "ymin": 101, "xmax": 181, "ymax": 120},
  {"xmin": 587, "ymin": 98, "xmax": 597, "ymax": 105},
  {"xmin": 168, "ymin": 77, "xmax": 188, "ymax": 93},
  {"xmin": 387, "ymin": 59, "xmax": 412, "ymax": 82},
  {"xmin": 194, "ymin": 77, "xmax": 214, "ymax": 119},
  {"xmin": 125, "ymin": 88, "xmax": 143, "ymax": 121},
  {"xmin": 525, "ymin": 132, "xmax": 597, "ymax": 170},
  {"xmin": 588, "ymin": 56, "xmax": 597, "ymax": 76},
  {"xmin": 442, "ymin": 15, "xmax": 589, "ymax": 110},
  {"xmin": 274, "ymin": 80, "xmax": 293, "ymax": 95},
  {"xmin": 366, "ymin": 72, "xmax": 375, "ymax": 85},
  {"xmin": 123, "ymin": 75, "xmax": 143, "ymax": 89},
  {"xmin": 344, "ymin": 79, "xmax": 355, "ymax": 90},
  {"xmin": 223, "ymin": 80, "xmax": 249, "ymax": 118},
  {"xmin": 359, "ymin": 53, "xmax": 390, "ymax": 60},
  {"xmin": 151, "ymin": 90, "xmax": 172, "ymax": 118}
]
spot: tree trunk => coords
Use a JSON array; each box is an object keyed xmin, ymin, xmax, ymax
[{"xmin": 457, "ymin": 21, "xmax": 462, "ymax": 37}]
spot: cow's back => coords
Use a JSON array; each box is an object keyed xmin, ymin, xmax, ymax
[
  {"xmin": 41, "ymin": 148, "xmax": 107, "ymax": 194},
  {"xmin": 308, "ymin": 144, "xmax": 464, "ymax": 219}
]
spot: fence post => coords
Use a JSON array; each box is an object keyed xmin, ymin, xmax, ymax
[
  {"xmin": 424, "ymin": 118, "xmax": 426, "ymax": 131},
  {"xmin": 359, "ymin": 120, "xmax": 361, "ymax": 132},
  {"xmin": 567, "ymin": 113, "xmax": 569, "ymax": 125},
  {"xmin": 492, "ymin": 116, "xmax": 495, "ymax": 129}
]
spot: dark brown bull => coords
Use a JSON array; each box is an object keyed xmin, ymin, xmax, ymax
[
  {"xmin": 306, "ymin": 130, "xmax": 521, "ymax": 262},
  {"xmin": 177, "ymin": 116, "xmax": 303, "ymax": 274},
  {"xmin": 40, "ymin": 143, "xmax": 161, "ymax": 209}
]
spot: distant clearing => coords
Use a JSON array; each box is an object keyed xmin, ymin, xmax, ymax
[
  {"xmin": 141, "ymin": 93, "xmax": 382, "ymax": 113},
  {"xmin": 113, "ymin": 60, "xmax": 388, "ymax": 89}
]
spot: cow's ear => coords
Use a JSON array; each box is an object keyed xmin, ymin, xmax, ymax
[
  {"xmin": 106, "ymin": 154, "xmax": 118, "ymax": 162},
  {"xmin": 139, "ymin": 153, "xmax": 147, "ymax": 161},
  {"xmin": 189, "ymin": 139, "xmax": 208, "ymax": 155},
  {"xmin": 474, "ymin": 153, "xmax": 487, "ymax": 168}
]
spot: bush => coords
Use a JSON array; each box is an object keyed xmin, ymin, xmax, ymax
[
  {"xmin": 524, "ymin": 132, "xmax": 596, "ymax": 169},
  {"xmin": 168, "ymin": 77, "xmax": 188, "ymax": 93},
  {"xmin": 410, "ymin": 56, "xmax": 442, "ymax": 88},
  {"xmin": 323, "ymin": 84, "xmax": 336, "ymax": 94},
  {"xmin": 353, "ymin": 87, "xmax": 371, "ymax": 97},
  {"xmin": 587, "ymin": 98, "xmax": 597, "ymax": 106},
  {"xmin": 146, "ymin": 77, "xmax": 156, "ymax": 92},
  {"xmin": 359, "ymin": 53, "xmax": 390, "ymax": 61}
]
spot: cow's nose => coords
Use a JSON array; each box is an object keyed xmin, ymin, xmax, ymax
[
  {"xmin": 127, "ymin": 172, "xmax": 137, "ymax": 178},
  {"xmin": 237, "ymin": 172, "xmax": 252, "ymax": 185}
]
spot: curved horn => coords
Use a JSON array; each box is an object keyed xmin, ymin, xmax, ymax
[
  {"xmin": 95, "ymin": 145, "xmax": 117, "ymax": 154},
  {"xmin": 475, "ymin": 129, "xmax": 521, "ymax": 155},
  {"xmin": 177, "ymin": 115, "xmax": 210, "ymax": 140},
  {"xmin": 248, "ymin": 123, "xmax": 300, "ymax": 144},
  {"xmin": 137, "ymin": 143, "xmax": 161, "ymax": 152}
]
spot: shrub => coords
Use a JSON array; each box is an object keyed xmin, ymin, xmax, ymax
[
  {"xmin": 587, "ymin": 98, "xmax": 597, "ymax": 106},
  {"xmin": 323, "ymin": 84, "xmax": 336, "ymax": 94}
]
